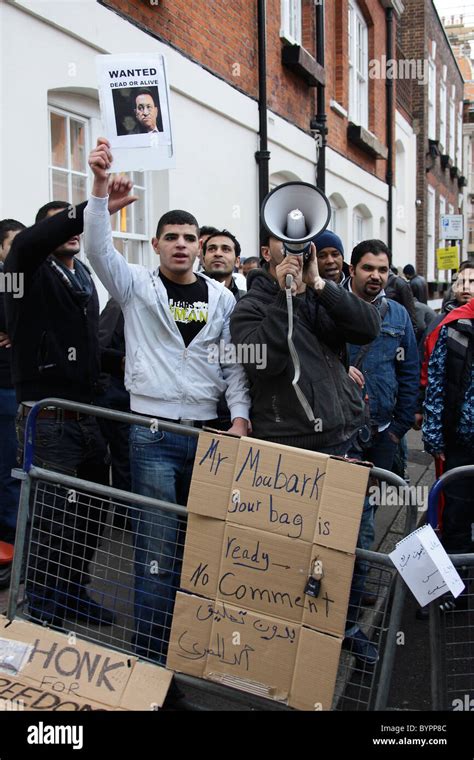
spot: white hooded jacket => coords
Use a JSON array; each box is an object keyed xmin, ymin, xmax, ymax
[{"xmin": 84, "ymin": 196, "xmax": 250, "ymax": 421}]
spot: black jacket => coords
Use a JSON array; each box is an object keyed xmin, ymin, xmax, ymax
[
  {"xmin": 0, "ymin": 262, "xmax": 13, "ymax": 388},
  {"xmin": 408, "ymin": 274, "xmax": 428, "ymax": 305},
  {"xmin": 385, "ymin": 272, "xmax": 418, "ymax": 333},
  {"xmin": 4, "ymin": 203, "xmax": 101, "ymax": 403},
  {"xmin": 230, "ymin": 270, "xmax": 381, "ymax": 449}
]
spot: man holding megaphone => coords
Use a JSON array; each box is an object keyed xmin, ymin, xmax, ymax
[
  {"xmin": 230, "ymin": 182, "xmax": 381, "ymax": 456},
  {"xmin": 230, "ymin": 183, "xmax": 382, "ymax": 666}
]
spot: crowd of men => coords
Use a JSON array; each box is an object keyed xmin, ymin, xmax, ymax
[{"xmin": 0, "ymin": 136, "xmax": 472, "ymax": 673}]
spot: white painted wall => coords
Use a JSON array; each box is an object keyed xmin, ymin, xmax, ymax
[{"xmin": 394, "ymin": 109, "xmax": 417, "ymax": 270}]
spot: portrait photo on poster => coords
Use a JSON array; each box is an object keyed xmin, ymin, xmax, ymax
[
  {"xmin": 96, "ymin": 53, "xmax": 175, "ymax": 172},
  {"xmin": 113, "ymin": 86, "xmax": 164, "ymax": 136}
]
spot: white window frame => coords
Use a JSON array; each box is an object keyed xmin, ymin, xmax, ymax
[
  {"xmin": 330, "ymin": 204, "xmax": 339, "ymax": 236},
  {"xmin": 438, "ymin": 196, "xmax": 447, "ymax": 283},
  {"xmin": 111, "ymin": 171, "xmax": 149, "ymax": 266},
  {"xmin": 353, "ymin": 213, "xmax": 365, "ymax": 247},
  {"xmin": 427, "ymin": 186, "xmax": 436, "ymax": 282},
  {"xmin": 48, "ymin": 106, "xmax": 89, "ymax": 205},
  {"xmin": 353, "ymin": 206, "xmax": 370, "ymax": 248},
  {"xmin": 456, "ymin": 101, "xmax": 463, "ymax": 168},
  {"xmin": 427, "ymin": 58, "xmax": 436, "ymax": 141},
  {"xmin": 395, "ymin": 141, "xmax": 406, "ymax": 232},
  {"xmin": 449, "ymin": 87, "xmax": 455, "ymax": 159},
  {"xmin": 280, "ymin": 0, "xmax": 302, "ymax": 46},
  {"xmin": 439, "ymin": 79, "xmax": 446, "ymax": 152},
  {"xmin": 348, "ymin": 0, "xmax": 368, "ymax": 128}
]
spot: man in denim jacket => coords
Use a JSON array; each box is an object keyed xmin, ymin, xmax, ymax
[
  {"xmin": 346, "ymin": 240, "xmax": 419, "ymax": 473},
  {"xmin": 343, "ymin": 240, "xmax": 419, "ymax": 662}
]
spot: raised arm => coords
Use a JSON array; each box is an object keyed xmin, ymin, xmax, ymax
[
  {"xmin": 4, "ymin": 202, "xmax": 87, "ymax": 281},
  {"xmin": 84, "ymin": 138, "xmax": 138, "ymax": 305}
]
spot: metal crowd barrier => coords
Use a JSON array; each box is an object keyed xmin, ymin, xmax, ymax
[
  {"xmin": 6, "ymin": 398, "xmax": 418, "ymax": 711},
  {"xmin": 426, "ymin": 466, "xmax": 474, "ymax": 711}
]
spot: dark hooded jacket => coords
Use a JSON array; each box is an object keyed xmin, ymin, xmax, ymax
[{"xmin": 230, "ymin": 269, "xmax": 380, "ymax": 450}]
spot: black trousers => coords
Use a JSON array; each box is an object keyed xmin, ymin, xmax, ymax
[
  {"xmin": 442, "ymin": 443, "xmax": 474, "ymax": 555},
  {"xmin": 16, "ymin": 413, "xmax": 108, "ymax": 623}
]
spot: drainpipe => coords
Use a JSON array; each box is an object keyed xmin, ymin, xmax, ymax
[
  {"xmin": 314, "ymin": 0, "xmax": 327, "ymax": 192},
  {"xmin": 386, "ymin": 6, "xmax": 394, "ymax": 251},
  {"xmin": 255, "ymin": 0, "xmax": 270, "ymax": 212}
]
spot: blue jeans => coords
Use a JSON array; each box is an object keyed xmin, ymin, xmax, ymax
[
  {"xmin": 129, "ymin": 425, "xmax": 198, "ymax": 664},
  {"xmin": 0, "ymin": 388, "xmax": 20, "ymax": 543},
  {"xmin": 345, "ymin": 428, "xmax": 398, "ymax": 634}
]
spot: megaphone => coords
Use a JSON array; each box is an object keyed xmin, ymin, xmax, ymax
[{"xmin": 261, "ymin": 181, "xmax": 331, "ymax": 258}]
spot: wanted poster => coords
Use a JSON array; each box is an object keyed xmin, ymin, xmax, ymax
[{"xmin": 96, "ymin": 53, "xmax": 175, "ymax": 172}]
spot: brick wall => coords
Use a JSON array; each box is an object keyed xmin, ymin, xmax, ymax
[
  {"xmin": 102, "ymin": 0, "xmax": 258, "ymax": 96},
  {"xmin": 101, "ymin": 0, "xmax": 394, "ymax": 186},
  {"xmin": 400, "ymin": 0, "xmax": 464, "ymax": 279},
  {"xmin": 325, "ymin": 0, "xmax": 392, "ymax": 184},
  {"xmin": 101, "ymin": 0, "xmax": 320, "ymax": 134}
]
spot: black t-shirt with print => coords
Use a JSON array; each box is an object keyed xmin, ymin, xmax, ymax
[{"xmin": 159, "ymin": 271, "xmax": 209, "ymax": 347}]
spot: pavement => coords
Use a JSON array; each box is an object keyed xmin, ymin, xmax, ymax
[{"xmin": 0, "ymin": 429, "xmax": 437, "ymax": 711}]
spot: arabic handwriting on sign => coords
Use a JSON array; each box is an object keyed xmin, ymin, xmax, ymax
[
  {"xmin": 206, "ymin": 634, "xmax": 255, "ymax": 671},
  {"xmin": 177, "ymin": 631, "xmax": 207, "ymax": 661},
  {"xmin": 413, "ymin": 547, "xmax": 425, "ymax": 560},
  {"xmin": 253, "ymin": 619, "xmax": 296, "ymax": 643},
  {"xmin": 400, "ymin": 553, "xmax": 410, "ymax": 570},
  {"xmin": 422, "ymin": 570, "xmax": 438, "ymax": 584},
  {"xmin": 196, "ymin": 602, "xmax": 247, "ymax": 626},
  {"xmin": 177, "ymin": 631, "xmax": 255, "ymax": 670},
  {"xmin": 428, "ymin": 582, "xmax": 447, "ymax": 596}
]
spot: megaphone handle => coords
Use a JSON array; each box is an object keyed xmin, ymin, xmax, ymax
[{"xmin": 286, "ymin": 274, "xmax": 293, "ymax": 289}]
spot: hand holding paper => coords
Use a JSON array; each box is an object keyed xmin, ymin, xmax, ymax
[{"xmin": 89, "ymin": 137, "xmax": 113, "ymax": 186}]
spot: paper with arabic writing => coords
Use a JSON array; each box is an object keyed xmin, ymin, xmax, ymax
[{"xmin": 389, "ymin": 524, "xmax": 465, "ymax": 607}]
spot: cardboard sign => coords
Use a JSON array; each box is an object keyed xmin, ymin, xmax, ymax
[
  {"xmin": 96, "ymin": 53, "xmax": 175, "ymax": 172},
  {"xmin": 167, "ymin": 593, "xmax": 342, "ymax": 710},
  {"xmin": 0, "ymin": 617, "xmax": 172, "ymax": 711},
  {"xmin": 436, "ymin": 246, "xmax": 459, "ymax": 270},
  {"xmin": 173, "ymin": 431, "xmax": 369, "ymax": 709}
]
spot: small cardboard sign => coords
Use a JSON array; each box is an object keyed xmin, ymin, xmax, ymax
[{"xmin": 0, "ymin": 617, "xmax": 172, "ymax": 711}]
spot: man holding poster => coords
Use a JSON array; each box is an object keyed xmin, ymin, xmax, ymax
[{"xmin": 85, "ymin": 138, "xmax": 250, "ymax": 664}]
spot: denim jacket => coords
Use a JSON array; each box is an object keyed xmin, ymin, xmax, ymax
[{"xmin": 347, "ymin": 298, "xmax": 420, "ymax": 440}]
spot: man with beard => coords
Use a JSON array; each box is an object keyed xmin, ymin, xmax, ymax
[
  {"xmin": 201, "ymin": 229, "xmax": 245, "ymax": 301},
  {"xmin": 345, "ymin": 240, "xmax": 418, "ymax": 643},
  {"xmin": 346, "ymin": 240, "xmax": 419, "ymax": 473}
]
